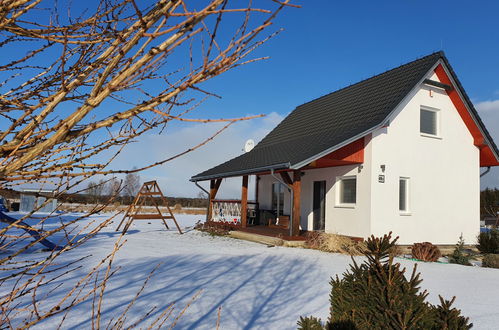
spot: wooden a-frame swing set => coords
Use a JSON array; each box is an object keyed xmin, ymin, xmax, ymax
[{"xmin": 116, "ymin": 181, "xmax": 182, "ymax": 234}]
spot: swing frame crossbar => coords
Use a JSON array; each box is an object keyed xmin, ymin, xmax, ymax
[{"xmin": 116, "ymin": 180, "xmax": 182, "ymax": 235}]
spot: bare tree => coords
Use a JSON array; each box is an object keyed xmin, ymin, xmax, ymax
[
  {"xmin": 0, "ymin": 0, "xmax": 296, "ymax": 327},
  {"xmin": 123, "ymin": 171, "xmax": 141, "ymax": 201},
  {"xmin": 87, "ymin": 179, "xmax": 107, "ymax": 203},
  {"xmin": 0, "ymin": 0, "xmax": 293, "ymax": 186},
  {"xmin": 106, "ymin": 177, "xmax": 122, "ymax": 197}
]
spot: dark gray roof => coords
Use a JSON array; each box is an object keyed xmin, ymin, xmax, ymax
[{"xmin": 191, "ymin": 51, "xmax": 499, "ymax": 181}]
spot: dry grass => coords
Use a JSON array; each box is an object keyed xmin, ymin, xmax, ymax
[
  {"xmin": 305, "ymin": 232, "xmax": 366, "ymax": 256},
  {"xmin": 58, "ymin": 203, "xmax": 206, "ymax": 215}
]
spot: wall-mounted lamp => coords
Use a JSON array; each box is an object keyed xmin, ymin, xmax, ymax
[{"xmin": 380, "ymin": 164, "xmax": 386, "ymax": 173}]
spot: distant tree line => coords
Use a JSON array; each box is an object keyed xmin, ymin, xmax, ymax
[
  {"xmin": 58, "ymin": 193, "xmax": 208, "ymax": 208},
  {"xmin": 73, "ymin": 172, "xmax": 208, "ymax": 207},
  {"xmin": 0, "ymin": 171, "xmax": 209, "ymax": 208}
]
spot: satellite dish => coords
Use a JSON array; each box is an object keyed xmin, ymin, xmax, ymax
[{"xmin": 243, "ymin": 139, "xmax": 255, "ymax": 152}]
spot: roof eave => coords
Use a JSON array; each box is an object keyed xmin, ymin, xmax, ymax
[
  {"xmin": 437, "ymin": 59, "xmax": 499, "ymax": 163},
  {"xmin": 190, "ymin": 162, "xmax": 291, "ymax": 182},
  {"xmin": 290, "ymin": 127, "xmax": 377, "ymax": 170}
]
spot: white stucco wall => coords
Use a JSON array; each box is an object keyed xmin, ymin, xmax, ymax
[
  {"xmin": 299, "ymin": 160, "xmax": 372, "ymax": 238},
  {"xmin": 257, "ymin": 137, "xmax": 372, "ymax": 238},
  {"xmin": 369, "ymin": 71, "xmax": 480, "ymax": 245}
]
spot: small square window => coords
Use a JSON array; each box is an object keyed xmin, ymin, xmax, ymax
[
  {"xmin": 399, "ymin": 177, "xmax": 410, "ymax": 213},
  {"xmin": 337, "ymin": 176, "xmax": 356, "ymax": 206},
  {"xmin": 420, "ymin": 108, "xmax": 439, "ymax": 136}
]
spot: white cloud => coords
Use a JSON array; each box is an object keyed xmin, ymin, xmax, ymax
[
  {"xmin": 476, "ymin": 100, "xmax": 499, "ymax": 189},
  {"xmin": 476, "ymin": 100, "xmax": 499, "ymax": 113},
  {"xmin": 109, "ymin": 112, "xmax": 285, "ymax": 197}
]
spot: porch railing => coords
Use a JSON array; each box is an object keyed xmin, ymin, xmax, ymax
[{"xmin": 210, "ymin": 199, "xmax": 258, "ymax": 225}]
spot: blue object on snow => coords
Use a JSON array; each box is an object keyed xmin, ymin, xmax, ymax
[
  {"xmin": 0, "ymin": 197, "xmax": 7, "ymax": 212},
  {"xmin": 0, "ymin": 211, "xmax": 62, "ymax": 250}
]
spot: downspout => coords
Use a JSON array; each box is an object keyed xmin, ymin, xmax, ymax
[
  {"xmin": 271, "ymin": 169, "xmax": 293, "ymax": 237},
  {"xmin": 194, "ymin": 181, "xmax": 210, "ymax": 222},
  {"xmin": 480, "ymin": 166, "xmax": 491, "ymax": 178}
]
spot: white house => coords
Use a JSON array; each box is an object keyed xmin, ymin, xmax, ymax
[{"xmin": 191, "ymin": 52, "xmax": 499, "ymax": 245}]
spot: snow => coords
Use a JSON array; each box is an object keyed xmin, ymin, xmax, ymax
[{"xmin": 2, "ymin": 212, "xmax": 499, "ymax": 329}]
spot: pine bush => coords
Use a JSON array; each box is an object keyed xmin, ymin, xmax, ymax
[
  {"xmin": 298, "ymin": 232, "xmax": 473, "ymax": 330},
  {"xmin": 449, "ymin": 234, "xmax": 472, "ymax": 266},
  {"xmin": 297, "ymin": 316, "xmax": 325, "ymax": 330},
  {"xmin": 477, "ymin": 229, "xmax": 499, "ymax": 254},
  {"xmin": 430, "ymin": 296, "xmax": 472, "ymax": 329}
]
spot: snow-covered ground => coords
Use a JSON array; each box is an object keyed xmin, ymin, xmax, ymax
[{"xmin": 2, "ymin": 212, "xmax": 499, "ymax": 329}]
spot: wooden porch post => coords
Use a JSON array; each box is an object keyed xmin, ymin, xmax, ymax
[
  {"xmin": 241, "ymin": 175, "xmax": 248, "ymax": 227},
  {"xmin": 208, "ymin": 179, "xmax": 222, "ymax": 221},
  {"xmin": 292, "ymin": 170, "xmax": 301, "ymax": 236}
]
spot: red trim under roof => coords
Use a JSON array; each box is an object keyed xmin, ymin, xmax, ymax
[
  {"xmin": 304, "ymin": 137, "xmax": 364, "ymax": 169},
  {"xmin": 434, "ymin": 64, "xmax": 499, "ymax": 167}
]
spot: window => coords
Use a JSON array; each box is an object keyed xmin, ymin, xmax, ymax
[
  {"xmin": 337, "ymin": 176, "xmax": 356, "ymax": 206},
  {"xmin": 399, "ymin": 177, "xmax": 410, "ymax": 213},
  {"xmin": 272, "ymin": 183, "xmax": 285, "ymax": 215},
  {"xmin": 420, "ymin": 107, "xmax": 439, "ymax": 136}
]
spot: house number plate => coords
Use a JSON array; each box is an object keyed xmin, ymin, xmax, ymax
[{"xmin": 378, "ymin": 175, "xmax": 385, "ymax": 183}]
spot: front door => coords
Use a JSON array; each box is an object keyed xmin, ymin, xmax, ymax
[{"xmin": 313, "ymin": 181, "xmax": 326, "ymax": 231}]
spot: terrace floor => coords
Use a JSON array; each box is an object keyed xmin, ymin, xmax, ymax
[{"xmin": 238, "ymin": 225, "xmax": 307, "ymax": 241}]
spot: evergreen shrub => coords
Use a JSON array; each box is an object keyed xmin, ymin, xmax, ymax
[
  {"xmin": 298, "ymin": 233, "xmax": 472, "ymax": 330},
  {"xmin": 477, "ymin": 229, "xmax": 499, "ymax": 254},
  {"xmin": 449, "ymin": 234, "xmax": 472, "ymax": 266}
]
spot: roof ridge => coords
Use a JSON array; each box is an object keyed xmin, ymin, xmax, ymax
[{"xmin": 296, "ymin": 51, "xmax": 444, "ymax": 109}]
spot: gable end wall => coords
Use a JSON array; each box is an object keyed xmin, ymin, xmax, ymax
[{"xmin": 369, "ymin": 71, "xmax": 480, "ymax": 245}]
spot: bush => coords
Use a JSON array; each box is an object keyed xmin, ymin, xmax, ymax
[
  {"xmin": 449, "ymin": 234, "xmax": 472, "ymax": 266},
  {"xmin": 304, "ymin": 232, "xmax": 365, "ymax": 256},
  {"xmin": 477, "ymin": 229, "xmax": 499, "ymax": 254},
  {"xmin": 296, "ymin": 316, "xmax": 324, "ymax": 330},
  {"xmin": 196, "ymin": 221, "xmax": 238, "ymax": 236},
  {"xmin": 411, "ymin": 242, "xmax": 441, "ymax": 262},
  {"xmin": 482, "ymin": 254, "xmax": 499, "ymax": 268},
  {"xmin": 298, "ymin": 232, "xmax": 472, "ymax": 330}
]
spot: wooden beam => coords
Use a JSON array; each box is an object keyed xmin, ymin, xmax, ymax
[
  {"xmin": 131, "ymin": 214, "xmax": 174, "ymax": 220},
  {"xmin": 208, "ymin": 178, "xmax": 222, "ymax": 221},
  {"xmin": 292, "ymin": 170, "xmax": 301, "ymax": 236},
  {"xmin": 423, "ymin": 78, "xmax": 453, "ymax": 91},
  {"xmin": 280, "ymin": 172, "xmax": 293, "ymax": 186},
  {"xmin": 241, "ymin": 175, "xmax": 248, "ymax": 228},
  {"xmin": 214, "ymin": 178, "xmax": 222, "ymax": 191}
]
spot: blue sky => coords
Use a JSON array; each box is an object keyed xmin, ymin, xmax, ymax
[
  {"xmin": 195, "ymin": 0, "xmax": 499, "ymax": 116},
  {"xmin": 115, "ymin": 0, "xmax": 499, "ymax": 197}
]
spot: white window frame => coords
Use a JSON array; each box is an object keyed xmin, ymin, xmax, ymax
[
  {"xmin": 399, "ymin": 177, "xmax": 411, "ymax": 215},
  {"xmin": 335, "ymin": 175, "xmax": 357, "ymax": 208},
  {"xmin": 420, "ymin": 106, "xmax": 441, "ymax": 139}
]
